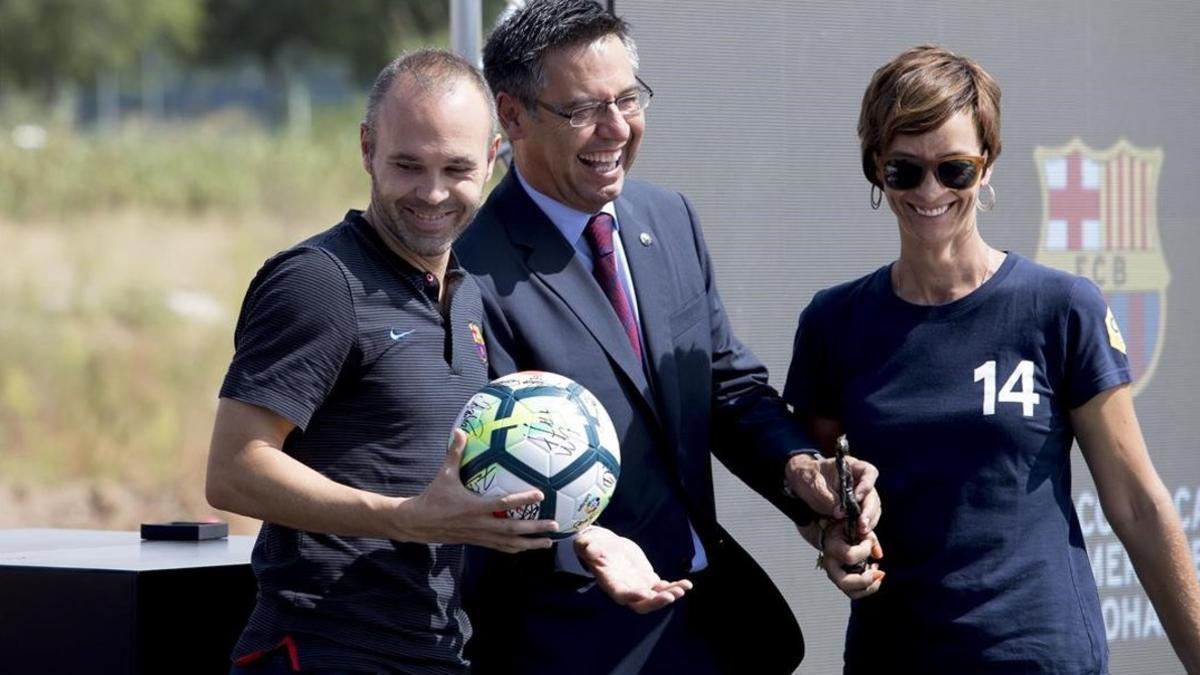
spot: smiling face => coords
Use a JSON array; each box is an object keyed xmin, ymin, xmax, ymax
[
  {"xmin": 879, "ymin": 109, "xmax": 992, "ymax": 249},
  {"xmin": 361, "ymin": 76, "xmax": 498, "ymax": 260},
  {"xmin": 502, "ymin": 34, "xmax": 643, "ymax": 213}
]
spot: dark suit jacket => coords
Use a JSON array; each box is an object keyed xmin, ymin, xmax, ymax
[{"xmin": 455, "ymin": 172, "xmax": 812, "ymax": 675}]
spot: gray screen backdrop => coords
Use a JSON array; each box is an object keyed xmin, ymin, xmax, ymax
[{"xmin": 617, "ymin": 1, "xmax": 1200, "ymax": 673}]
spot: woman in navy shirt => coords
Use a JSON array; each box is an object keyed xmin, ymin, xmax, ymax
[{"xmin": 785, "ymin": 45, "xmax": 1200, "ymax": 673}]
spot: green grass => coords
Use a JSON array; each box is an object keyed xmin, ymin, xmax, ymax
[
  {"xmin": 0, "ymin": 105, "xmax": 368, "ymax": 221},
  {"xmin": 0, "ymin": 111, "xmax": 372, "ymax": 523},
  {"xmin": 1, "ymin": 214, "xmax": 282, "ymax": 492}
]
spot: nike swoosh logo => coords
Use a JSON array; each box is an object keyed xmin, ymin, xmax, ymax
[{"xmin": 389, "ymin": 329, "xmax": 416, "ymax": 341}]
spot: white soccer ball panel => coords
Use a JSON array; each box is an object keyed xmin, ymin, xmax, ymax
[
  {"xmin": 491, "ymin": 370, "xmax": 572, "ymax": 391},
  {"xmin": 463, "ymin": 464, "xmax": 542, "ymax": 521},
  {"xmin": 464, "ymin": 463, "xmax": 532, "ymax": 498},
  {"xmin": 506, "ymin": 398, "xmax": 594, "ymax": 476},
  {"xmin": 555, "ymin": 462, "xmax": 618, "ymax": 533}
]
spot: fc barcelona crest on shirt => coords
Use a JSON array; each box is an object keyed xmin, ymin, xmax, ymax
[
  {"xmin": 1034, "ymin": 139, "xmax": 1171, "ymax": 396},
  {"xmin": 468, "ymin": 322, "xmax": 487, "ymax": 364}
]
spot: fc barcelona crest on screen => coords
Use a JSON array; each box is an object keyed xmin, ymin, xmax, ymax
[{"xmin": 1034, "ymin": 139, "xmax": 1170, "ymax": 396}]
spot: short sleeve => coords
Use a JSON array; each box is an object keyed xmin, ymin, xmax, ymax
[
  {"xmin": 783, "ymin": 291, "xmax": 839, "ymax": 419},
  {"xmin": 219, "ymin": 248, "xmax": 357, "ymax": 430},
  {"xmin": 1065, "ymin": 277, "xmax": 1133, "ymax": 408}
]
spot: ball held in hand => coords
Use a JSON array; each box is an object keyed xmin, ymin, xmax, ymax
[{"xmin": 453, "ymin": 371, "xmax": 620, "ymax": 538}]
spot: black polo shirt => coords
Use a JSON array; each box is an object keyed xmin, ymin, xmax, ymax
[{"xmin": 220, "ymin": 210, "xmax": 489, "ymax": 673}]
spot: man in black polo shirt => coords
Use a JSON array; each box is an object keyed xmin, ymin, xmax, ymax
[{"xmin": 206, "ymin": 50, "xmax": 559, "ymax": 674}]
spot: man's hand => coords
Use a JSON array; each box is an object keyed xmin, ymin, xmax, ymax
[
  {"xmin": 394, "ymin": 430, "xmax": 559, "ymax": 552},
  {"xmin": 785, "ymin": 453, "xmax": 881, "ymax": 538},
  {"xmin": 574, "ymin": 526, "xmax": 693, "ymax": 614}
]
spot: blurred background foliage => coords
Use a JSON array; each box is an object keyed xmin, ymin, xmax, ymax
[{"xmin": 0, "ymin": 0, "xmax": 509, "ymax": 531}]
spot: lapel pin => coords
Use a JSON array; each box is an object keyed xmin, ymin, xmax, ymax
[{"xmin": 639, "ymin": 232, "xmax": 653, "ymax": 246}]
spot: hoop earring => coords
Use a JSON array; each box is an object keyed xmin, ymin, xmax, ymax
[
  {"xmin": 976, "ymin": 183, "xmax": 996, "ymax": 212},
  {"xmin": 870, "ymin": 184, "xmax": 882, "ymax": 210}
]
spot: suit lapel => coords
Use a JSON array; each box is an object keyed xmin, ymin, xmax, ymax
[
  {"xmin": 619, "ymin": 193, "xmax": 700, "ymax": 489},
  {"xmin": 616, "ymin": 195, "xmax": 677, "ymax": 404},
  {"xmin": 494, "ymin": 174, "xmax": 653, "ymax": 403}
]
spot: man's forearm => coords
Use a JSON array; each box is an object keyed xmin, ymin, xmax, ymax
[{"xmin": 207, "ymin": 439, "xmax": 400, "ymax": 538}]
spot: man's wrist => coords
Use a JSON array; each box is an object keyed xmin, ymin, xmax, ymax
[
  {"xmin": 783, "ymin": 450, "xmax": 821, "ymax": 497},
  {"xmin": 381, "ymin": 494, "xmax": 415, "ymax": 543},
  {"xmin": 782, "ymin": 451, "xmax": 823, "ymax": 526}
]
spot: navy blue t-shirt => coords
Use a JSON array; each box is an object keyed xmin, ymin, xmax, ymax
[
  {"xmin": 220, "ymin": 211, "xmax": 490, "ymax": 673},
  {"xmin": 785, "ymin": 253, "xmax": 1130, "ymax": 673}
]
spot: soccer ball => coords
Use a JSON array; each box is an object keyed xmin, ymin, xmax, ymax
[{"xmin": 454, "ymin": 370, "xmax": 620, "ymax": 538}]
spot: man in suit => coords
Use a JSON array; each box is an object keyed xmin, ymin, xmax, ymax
[{"xmin": 456, "ymin": 2, "xmax": 882, "ymax": 673}]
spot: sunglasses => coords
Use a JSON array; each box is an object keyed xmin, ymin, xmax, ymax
[{"xmin": 882, "ymin": 155, "xmax": 987, "ymax": 191}]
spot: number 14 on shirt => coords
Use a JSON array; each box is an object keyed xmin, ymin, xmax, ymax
[{"xmin": 974, "ymin": 360, "xmax": 1040, "ymax": 416}]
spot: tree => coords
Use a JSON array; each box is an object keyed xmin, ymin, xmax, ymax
[
  {"xmin": 195, "ymin": 0, "xmax": 407, "ymax": 129},
  {"xmin": 193, "ymin": 0, "xmax": 512, "ymax": 129},
  {"xmin": 0, "ymin": 0, "xmax": 200, "ymax": 105}
]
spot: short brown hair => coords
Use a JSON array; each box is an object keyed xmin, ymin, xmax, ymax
[
  {"xmin": 363, "ymin": 49, "xmax": 496, "ymax": 154},
  {"xmin": 857, "ymin": 45, "xmax": 1002, "ymax": 188}
]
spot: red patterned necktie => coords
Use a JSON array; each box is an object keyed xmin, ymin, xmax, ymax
[{"xmin": 583, "ymin": 213, "xmax": 643, "ymax": 362}]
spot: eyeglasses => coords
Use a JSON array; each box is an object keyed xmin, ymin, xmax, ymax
[
  {"xmin": 882, "ymin": 155, "xmax": 987, "ymax": 191},
  {"xmin": 536, "ymin": 77, "xmax": 654, "ymax": 128}
]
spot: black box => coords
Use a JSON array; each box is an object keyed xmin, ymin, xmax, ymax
[{"xmin": 140, "ymin": 520, "xmax": 229, "ymax": 541}]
